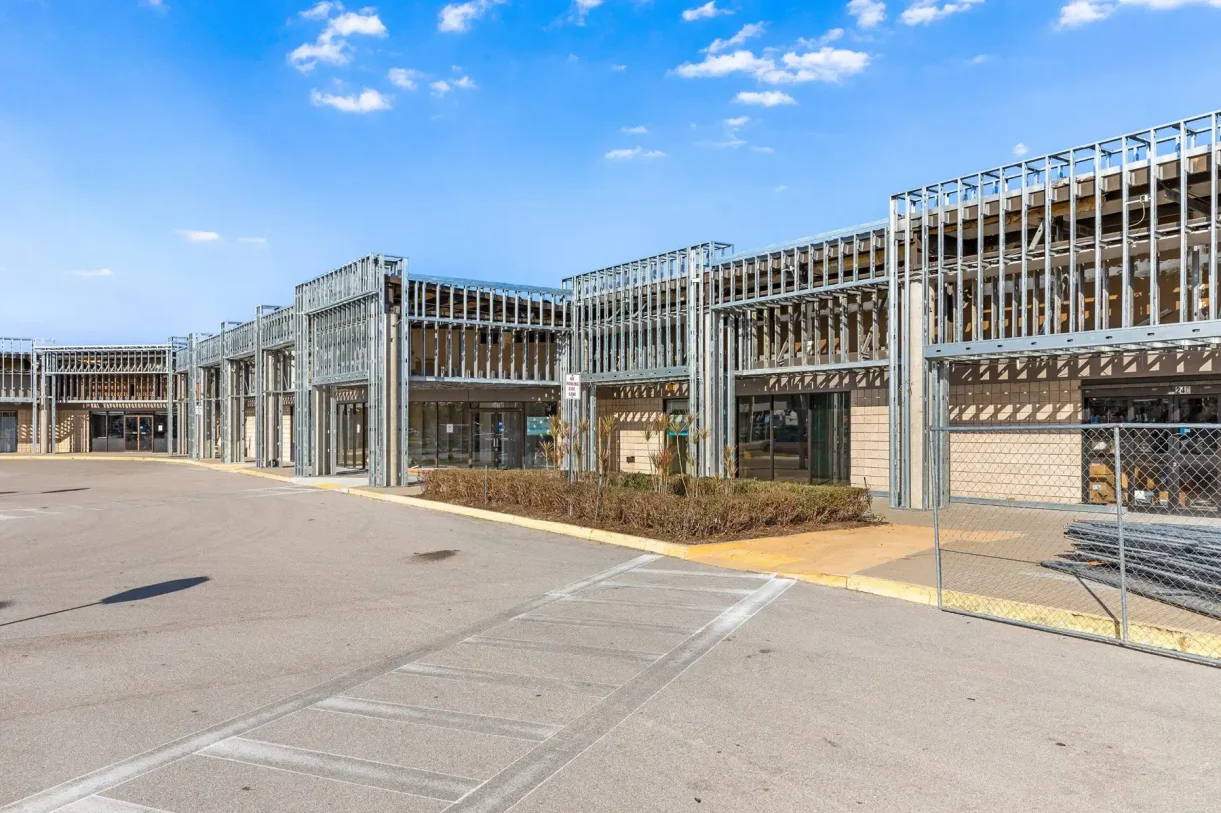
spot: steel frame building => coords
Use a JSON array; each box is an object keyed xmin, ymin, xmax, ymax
[
  {"xmin": 0, "ymin": 341, "xmax": 177, "ymax": 454},
  {"xmin": 4, "ymin": 107, "xmax": 1220, "ymax": 511},
  {"xmin": 897, "ymin": 109, "xmax": 1221, "ymax": 509}
]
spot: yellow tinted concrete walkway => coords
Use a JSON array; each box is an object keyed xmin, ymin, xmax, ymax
[{"xmin": 686, "ymin": 524, "xmax": 935, "ymax": 579}]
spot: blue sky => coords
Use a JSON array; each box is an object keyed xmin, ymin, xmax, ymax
[{"xmin": 1, "ymin": 0, "xmax": 1219, "ymax": 342}]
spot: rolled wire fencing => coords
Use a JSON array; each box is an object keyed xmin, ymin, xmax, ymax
[{"xmin": 932, "ymin": 423, "xmax": 1221, "ymax": 667}]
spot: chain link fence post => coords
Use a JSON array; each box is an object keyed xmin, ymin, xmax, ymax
[
  {"xmin": 932, "ymin": 420, "xmax": 943, "ymax": 609},
  {"xmin": 1113, "ymin": 425, "xmax": 1128, "ymax": 644}
]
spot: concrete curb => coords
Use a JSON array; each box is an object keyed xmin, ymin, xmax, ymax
[{"xmin": 10, "ymin": 455, "xmax": 1220, "ymax": 660}]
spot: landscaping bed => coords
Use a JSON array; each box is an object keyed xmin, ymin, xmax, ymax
[{"xmin": 419, "ymin": 468, "xmax": 872, "ymax": 543}]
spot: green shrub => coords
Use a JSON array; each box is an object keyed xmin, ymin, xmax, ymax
[{"xmin": 420, "ymin": 468, "xmax": 870, "ymax": 542}]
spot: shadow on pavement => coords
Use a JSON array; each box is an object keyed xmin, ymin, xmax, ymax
[{"xmin": 0, "ymin": 577, "xmax": 211, "ymax": 628}]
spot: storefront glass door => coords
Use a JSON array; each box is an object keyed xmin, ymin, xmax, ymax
[
  {"xmin": 473, "ymin": 409, "xmax": 523, "ymax": 468},
  {"xmin": 0, "ymin": 412, "xmax": 15, "ymax": 453},
  {"xmin": 737, "ymin": 393, "xmax": 850, "ymax": 485},
  {"xmin": 137, "ymin": 416, "xmax": 154, "ymax": 452}
]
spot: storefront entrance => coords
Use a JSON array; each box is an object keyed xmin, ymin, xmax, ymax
[
  {"xmin": 737, "ymin": 392, "xmax": 850, "ymax": 485},
  {"xmin": 474, "ymin": 409, "xmax": 523, "ymax": 469},
  {"xmin": 409, "ymin": 401, "xmax": 556, "ymax": 469},
  {"xmin": 334, "ymin": 402, "xmax": 367, "ymax": 472},
  {"xmin": 90, "ymin": 411, "xmax": 168, "ymax": 453},
  {"xmin": 0, "ymin": 411, "xmax": 16, "ymax": 453}
]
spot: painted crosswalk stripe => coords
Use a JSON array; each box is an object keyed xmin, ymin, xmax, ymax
[
  {"xmin": 462, "ymin": 634, "xmax": 662, "ymax": 663},
  {"xmin": 559, "ymin": 595, "xmax": 729, "ymax": 613},
  {"xmin": 200, "ymin": 737, "xmax": 479, "ymax": 801},
  {"xmin": 55, "ymin": 797, "xmax": 172, "ymax": 813},
  {"xmin": 314, "ymin": 696, "xmax": 561, "ymax": 741},
  {"xmin": 390, "ymin": 662, "xmax": 619, "ymax": 696},
  {"xmin": 597, "ymin": 579, "xmax": 754, "ymax": 596},
  {"xmin": 513, "ymin": 614, "xmax": 695, "ymax": 635}
]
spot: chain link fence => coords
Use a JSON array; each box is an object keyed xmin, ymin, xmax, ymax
[{"xmin": 932, "ymin": 423, "xmax": 1221, "ymax": 666}]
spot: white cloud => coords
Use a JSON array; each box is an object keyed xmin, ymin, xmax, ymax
[
  {"xmin": 725, "ymin": 115, "xmax": 751, "ymax": 127},
  {"xmin": 605, "ymin": 147, "xmax": 666, "ymax": 160},
  {"xmin": 682, "ymin": 2, "xmax": 733, "ymax": 21},
  {"xmin": 299, "ymin": 2, "xmax": 336, "ymax": 20},
  {"xmin": 431, "ymin": 76, "xmax": 477, "ymax": 96},
  {"xmin": 848, "ymin": 0, "xmax": 887, "ymax": 28},
  {"xmin": 237, "ymin": 237, "xmax": 269, "ymax": 246},
  {"xmin": 774, "ymin": 185, "xmax": 788, "ymax": 193},
  {"xmin": 735, "ymin": 90, "xmax": 796, "ymax": 106},
  {"xmin": 289, "ymin": 7, "xmax": 387, "ymax": 71},
  {"xmin": 1013, "ymin": 142, "xmax": 1029, "ymax": 157},
  {"xmin": 707, "ymin": 22, "xmax": 766, "ymax": 54},
  {"xmin": 289, "ymin": 37, "xmax": 348, "ymax": 70},
  {"xmin": 439, "ymin": 0, "xmax": 506, "ymax": 33},
  {"xmin": 1058, "ymin": 0, "xmax": 1114, "ymax": 26},
  {"xmin": 388, "ymin": 67, "xmax": 425, "ymax": 90},
  {"xmin": 622, "ymin": 125, "xmax": 649, "ymax": 134},
  {"xmin": 969, "ymin": 53, "xmax": 991, "ymax": 64},
  {"xmin": 700, "ymin": 137, "xmax": 746, "ymax": 149},
  {"xmin": 674, "ymin": 46, "xmax": 870, "ymax": 84},
  {"xmin": 674, "ymin": 50, "xmax": 773, "ymax": 79},
  {"xmin": 1058, "ymin": 0, "xmax": 1221, "ymax": 28},
  {"xmin": 71, "ymin": 268, "xmax": 114, "ymax": 278},
  {"xmin": 571, "ymin": 0, "xmax": 604, "ymax": 25},
  {"xmin": 175, "ymin": 229, "xmax": 221, "ymax": 242},
  {"xmin": 900, "ymin": 0, "xmax": 985, "ymax": 25},
  {"xmin": 776, "ymin": 48, "xmax": 870, "ymax": 82},
  {"xmin": 310, "ymin": 88, "xmax": 392, "ymax": 112},
  {"xmin": 752, "ymin": 145, "xmax": 775, "ymax": 153},
  {"xmin": 327, "ymin": 9, "xmax": 387, "ymax": 36},
  {"xmin": 610, "ymin": 64, "xmax": 627, "ymax": 71}
]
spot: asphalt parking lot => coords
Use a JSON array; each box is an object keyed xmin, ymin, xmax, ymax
[{"xmin": 1, "ymin": 460, "xmax": 1219, "ymax": 812}]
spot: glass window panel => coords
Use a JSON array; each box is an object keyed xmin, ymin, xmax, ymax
[
  {"xmin": 420, "ymin": 402, "xmax": 439, "ymax": 467},
  {"xmin": 773, "ymin": 395, "xmax": 809, "ymax": 483},
  {"xmin": 408, "ymin": 401, "xmax": 423, "ymax": 466},
  {"xmin": 739, "ymin": 396, "xmax": 773, "ymax": 480},
  {"xmin": 90, "ymin": 413, "xmax": 108, "ymax": 452},
  {"xmin": 1084, "ymin": 397, "xmax": 1129, "ymax": 423},
  {"xmin": 523, "ymin": 402, "xmax": 555, "ymax": 469}
]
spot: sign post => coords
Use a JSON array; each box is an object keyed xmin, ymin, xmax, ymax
[
  {"xmin": 564, "ymin": 374, "xmax": 581, "ymax": 481},
  {"xmin": 564, "ymin": 373, "xmax": 581, "ymax": 401}
]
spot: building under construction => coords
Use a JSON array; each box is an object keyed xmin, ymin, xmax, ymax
[{"xmin": 5, "ymin": 107, "xmax": 1221, "ymax": 513}]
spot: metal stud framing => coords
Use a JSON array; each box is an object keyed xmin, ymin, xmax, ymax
[
  {"xmin": 7, "ymin": 107, "xmax": 1220, "ymax": 512},
  {"xmin": 895, "ymin": 108, "xmax": 1221, "ymax": 509}
]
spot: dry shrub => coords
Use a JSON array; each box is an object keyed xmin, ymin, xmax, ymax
[{"xmin": 421, "ymin": 469, "xmax": 870, "ymax": 542}]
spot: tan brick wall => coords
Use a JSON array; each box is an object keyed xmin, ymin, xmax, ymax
[
  {"xmin": 281, "ymin": 408, "xmax": 294, "ymax": 464},
  {"xmin": 53, "ymin": 408, "xmax": 90, "ymax": 453},
  {"xmin": 600, "ymin": 390, "xmax": 666, "ymax": 474},
  {"xmin": 947, "ymin": 361, "xmax": 1084, "ymax": 504},
  {"xmin": 850, "ymin": 387, "xmax": 889, "ymax": 493}
]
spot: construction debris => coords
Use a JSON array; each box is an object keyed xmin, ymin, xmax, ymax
[{"xmin": 1044, "ymin": 520, "xmax": 1221, "ymax": 620}]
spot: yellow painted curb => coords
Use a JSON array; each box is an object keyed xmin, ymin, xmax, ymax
[{"xmin": 942, "ymin": 591, "xmax": 1221, "ymax": 660}]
